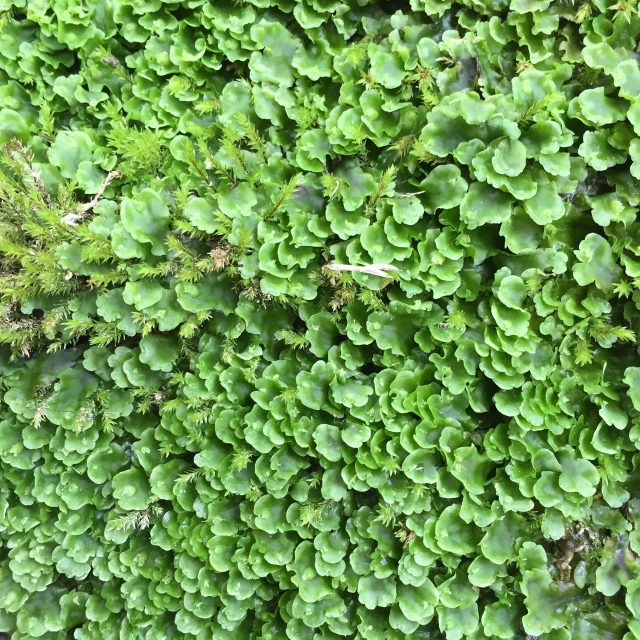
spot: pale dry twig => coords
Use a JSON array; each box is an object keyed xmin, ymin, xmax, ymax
[
  {"xmin": 61, "ymin": 170, "xmax": 121, "ymax": 225},
  {"xmin": 325, "ymin": 262, "xmax": 399, "ymax": 278}
]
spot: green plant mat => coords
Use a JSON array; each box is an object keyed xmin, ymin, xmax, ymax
[{"xmin": 1, "ymin": 0, "xmax": 640, "ymax": 638}]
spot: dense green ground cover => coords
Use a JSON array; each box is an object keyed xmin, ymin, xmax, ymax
[{"xmin": 1, "ymin": 0, "xmax": 640, "ymax": 638}]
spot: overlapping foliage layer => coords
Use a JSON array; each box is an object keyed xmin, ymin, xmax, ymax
[{"xmin": 2, "ymin": 0, "xmax": 640, "ymax": 638}]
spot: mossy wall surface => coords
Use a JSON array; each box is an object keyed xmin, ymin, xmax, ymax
[{"xmin": 1, "ymin": 0, "xmax": 640, "ymax": 638}]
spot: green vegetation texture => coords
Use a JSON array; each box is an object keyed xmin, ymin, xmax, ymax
[{"xmin": 1, "ymin": 0, "xmax": 640, "ymax": 639}]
